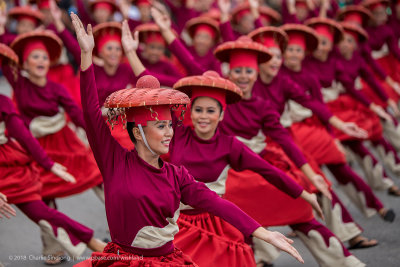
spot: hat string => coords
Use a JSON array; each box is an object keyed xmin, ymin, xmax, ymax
[{"xmin": 138, "ymin": 124, "xmax": 156, "ymax": 155}]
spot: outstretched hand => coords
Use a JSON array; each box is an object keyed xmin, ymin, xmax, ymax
[
  {"xmin": 301, "ymin": 191, "xmax": 324, "ymax": 220},
  {"xmin": 0, "ymin": 192, "xmax": 16, "ymax": 219},
  {"xmin": 121, "ymin": 20, "xmax": 139, "ymax": 53},
  {"xmin": 51, "ymin": 163, "xmax": 76, "ymax": 184},
  {"xmin": 341, "ymin": 122, "xmax": 368, "ymax": 139},
  {"xmin": 253, "ymin": 227, "xmax": 304, "ymax": 264},
  {"xmin": 150, "ymin": 7, "xmax": 171, "ymax": 32},
  {"xmin": 70, "ymin": 12, "xmax": 94, "ymax": 54},
  {"xmin": 311, "ymin": 174, "xmax": 332, "ymax": 201}
]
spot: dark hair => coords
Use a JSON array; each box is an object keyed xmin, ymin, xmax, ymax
[
  {"xmin": 191, "ymin": 97, "xmax": 223, "ymax": 114},
  {"xmin": 126, "ymin": 122, "xmax": 137, "ymax": 144}
]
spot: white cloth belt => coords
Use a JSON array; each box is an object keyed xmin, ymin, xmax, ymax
[
  {"xmin": 321, "ymin": 80, "xmax": 346, "ymax": 103},
  {"xmin": 179, "ymin": 165, "xmax": 231, "ymax": 211},
  {"xmin": 0, "ymin": 122, "xmax": 8, "ymax": 145},
  {"xmin": 236, "ymin": 130, "xmax": 266, "ymax": 154},
  {"xmin": 371, "ymin": 43, "xmax": 389, "ymax": 59},
  {"xmin": 29, "ymin": 108, "xmax": 66, "ymax": 138},
  {"xmin": 280, "ymin": 100, "xmax": 313, "ymax": 127}
]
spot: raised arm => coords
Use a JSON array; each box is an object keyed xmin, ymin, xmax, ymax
[
  {"xmin": 178, "ymin": 166, "xmax": 304, "ymax": 264},
  {"xmin": 71, "ymin": 12, "xmax": 124, "ymax": 177},
  {"xmin": 121, "ymin": 20, "xmax": 146, "ymax": 76},
  {"xmin": 218, "ymin": 0, "xmax": 236, "ymax": 41}
]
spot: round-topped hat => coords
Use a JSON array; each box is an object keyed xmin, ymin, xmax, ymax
[
  {"xmin": 185, "ymin": 16, "xmax": 220, "ymax": 41},
  {"xmin": 10, "ymin": 30, "xmax": 62, "ymax": 66},
  {"xmin": 201, "ymin": 8, "xmax": 221, "ymax": 22},
  {"xmin": 363, "ymin": 0, "xmax": 390, "ymax": 10},
  {"xmin": 105, "ymin": 75, "xmax": 190, "ymax": 126},
  {"xmin": 93, "ymin": 21, "xmax": 122, "ymax": 56},
  {"xmin": 0, "ymin": 43, "xmax": 19, "ymax": 65},
  {"xmin": 89, "ymin": 0, "xmax": 119, "ymax": 13},
  {"xmin": 249, "ymin": 26, "xmax": 288, "ymax": 51},
  {"xmin": 336, "ymin": 5, "xmax": 373, "ymax": 26},
  {"xmin": 305, "ymin": 17, "xmax": 344, "ymax": 44},
  {"xmin": 8, "ymin": 6, "xmax": 44, "ymax": 25},
  {"xmin": 340, "ymin": 21, "xmax": 369, "ymax": 43},
  {"xmin": 135, "ymin": 23, "xmax": 166, "ymax": 45},
  {"xmin": 173, "ymin": 70, "xmax": 242, "ymax": 110},
  {"xmin": 259, "ymin": 6, "xmax": 281, "ymax": 25},
  {"xmin": 214, "ymin": 36, "xmax": 272, "ymax": 70},
  {"xmin": 280, "ymin": 23, "xmax": 319, "ymax": 52},
  {"xmin": 134, "ymin": 0, "xmax": 152, "ymax": 6}
]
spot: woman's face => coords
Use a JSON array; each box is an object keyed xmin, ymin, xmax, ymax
[
  {"xmin": 283, "ymin": 44, "xmax": 305, "ymax": 69},
  {"xmin": 372, "ymin": 6, "xmax": 388, "ymax": 25},
  {"xmin": 193, "ymin": 31, "xmax": 214, "ymax": 57},
  {"xmin": 23, "ymin": 49, "xmax": 50, "ymax": 78},
  {"xmin": 99, "ymin": 41, "xmax": 122, "ymax": 67},
  {"xmin": 338, "ymin": 33, "xmax": 357, "ymax": 59},
  {"xmin": 259, "ymin": 47, "xmax": 282, "ymax": 78},
  {"xmin": 17, "ymin": 19, "xmax": 36, "ymax": 34},
  {"xmin": 313, "ymin": 36, "xmax": 333, "ymax": 61},
  {"xmin": 237, "ymin": 14, "xmax": 255, "ymax": 34},
  {"xmin": 143, "ymin": 42, "xmax": 165, "ymax": 64},
  {"xmin": 138, "ymin": 5, "xmax": 151, "ymax": 22},
  {"xmin": 296, "ymin": 7, "xmax": 309, "ymax": 22},
  {"xmin": 228, "ymin": 66, "xmax": 258, "ymax": 98},
  {"xmin": 93, "ymin": 8, "xmax": 112, "ymax": 24},
  {"xmin": 141, "ymin": 120, "xmax": 173, "ymax": 155},
  {"xmin": 191, "ymin": 97, "xmax": 223, "ymax": 139}
]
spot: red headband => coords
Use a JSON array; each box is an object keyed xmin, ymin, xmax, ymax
[
  {"xmin": 38, "ymin": 0, "xmax": 50, "ymax": 10},
  {"xmin": 235, "ymin": 9, "xmax": 251, "ymax": 22},
  {"xmin": 191, "ymin": 88, "xmax": 226, "ymax": 110},
  {"xmin": 137, "ymin": 0, "xmax": 151, "ymax": 6},
  {"xmin": 314, "ymin": 24, "xmax": 334, "ymax": 43},
  {"xmin": 94, "ymin": 2, "xmax": 113, "ymax": 12},
  {"xmin": 229, "ymin": 49, "xmax": 258, "ymax": 71},
  {"xmin": 295, "ymin": 1, "xmax": 308, "ymax": 8},
  {"xmin": 343, "ymin": 12, "xmax": 363, "ymax": 25},
  {"xmin": 344, "ymin": 30, "xmax": 359, "ymax": 43},
  {"xmin": 23, "ymin": 40, "xmax": 48, "ymax": 62},
  {"xmin": 145, "ymin": 32, "xmax": 165, "ymax": 45},
  {"xmin": 97, "ymin": 33, "xmax": 121, "ymax": 53},
  {"xmin": 287, "ymin": 32, "xmax": 306, "ymax": 50},
  {"xmin": 370, "ymin": 3, "xmax": 385, "ymax": 10},
  {"xmin": 125, "ymin": 105, "xmax": 171, "ymax": 126},
  {"xmin": 17, "ymin": 15, "xmax": 38, "ymax": 25},
  {"xmin": 194, "ymin": 24, "xmax": 216, "ymax": 39},
  {"xmin": 254, "ymin": 35, "xmax": 279, "ymax": 49}
]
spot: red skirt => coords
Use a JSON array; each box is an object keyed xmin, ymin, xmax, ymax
[
  {"xmin": 74, "ymin": 242, "xmax": 197, "ymax": 267},
  {"xmin": 36, "ymin": 126, "xmax": 102, "ymax": 199},
  {"xmin": 326, "ymin": 94, "xmax": 383, "ymax": 141},
  {"xmin": 0, "ymin": 140, "xmax": 42, "ymax": 204},
  {"xmin": 290, "ymin": 115, "xmax": 347, "ymax": 165},
  {"xmin": 174, "ymin": 212, "xmax": 256, "ymax": 267},
  {"xmin": 224, "ymin": 140, "xmax": 314, "ymax": 227}
]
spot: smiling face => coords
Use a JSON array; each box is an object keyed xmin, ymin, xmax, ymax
[
  {"xmin": 143, "ymin": 42, "xmax": 165, "ymax": 64},
  {"xmin": 99, "ymin": 40, "xmax": 122, "ymax": 67},
  {"xmin": 137, "ymin": 120, "xmax": 173, "ymax": 155},
  {"xmin": 23, "ymin": 49, "xmax": 50, "ymax": 78},
  {"xmin": 338, "ymin": 32, "xmax": 357, "ymax": 59},
  {"xmin": 228, "ymin": 67, "xmax": 258, "ymax": 99},
  {"xmin": 191, "ymin": 96, "xmax": 223, "ymax": 139},
  {"xmin": 193, "ymin": 31, "xmax": 214, "ymax": 57},
  {"xmin": 259, "ymin": 47, "xmax": 282, "ymax": 78},
  {"xmin": 313, "ymin": 36, "xmax": 333, "ymax": 61},
  {"xmin": 283, "ymin": 44, "xmax": 305, "ymax": 70}
]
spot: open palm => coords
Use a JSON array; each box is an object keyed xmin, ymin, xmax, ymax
[{"xmin": 70, "ymin": 12, "xmax": 94, "ymax": 53}]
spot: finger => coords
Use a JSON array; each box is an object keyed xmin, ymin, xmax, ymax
[
  {"xmin": 0, "ymin": 209, "xmax": 11, "ymax": 219},
  {"xmin": 4, "ymin": 205, "xmax": 16, "ymax": 216},
  {"xmin": 284, "ymin": 236, "xmax": 294, "ymax": 244},
  {"xmin": 87, "ymin": 24, "xmax": 93, "ymax": 36},
  {"xmin": 133, "ymin": 31, "xmax": 139, "ymax": 41}
]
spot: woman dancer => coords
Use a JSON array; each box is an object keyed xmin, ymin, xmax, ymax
[{"xmin": 71, "ymin": 12, "xmax": 304, "ymax": 267}]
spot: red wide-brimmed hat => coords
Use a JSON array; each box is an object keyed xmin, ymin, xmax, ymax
[
  {"xmin": 363, "ymin": 0, "xmax": 390, "ymax": 10},
  {"xmin": 248, "ymin": 26, "xmax": 288, "ymax": 51},
  {"xmin": 10, "ymin": 30, "xmax": 62, "ymax": 65},
  {"xmin": 305, "ymin": 17, "xmax": 344, "ymax": 44},
  {"xmin": 8, "ymin": 6, "xmax": 44, "ymax": 25},
  {"xmin": 231, "ymin": 2, "xmax": 281, "ymax": 25},
  {"xmin": 185, "ymin": 16, "xmax": 220, "ymax": 41},
  {"xmin": 201, "ymin": 8, "xmax": 221, "ymax": 22},
  {"xmin": 214, "ymin": 36, "xmax": 271, "ymax": 70},
  {"xmin": 135, "ymin": 23, "xmax": 167, "ymax": 45},
  {"xmin": 134, "ymin": 0, "xmax": 152, "ymax": 6},
  {"xmin": 0, "ymin": 43, "xmax": 19, "ymax": 65},
  {"xmin": 89, "ymin": 0, "xmax": 119, "ymax": 13},
  {"xmin": 105, "ymin": 75, "xmax": 190, "ymax": 126},
  {"xmin": 173, "ymin": 70, "xmax": 242, "ymax": 109},
  {"xmin": 340, "ymin": 22, "xmax": 369, "ymax": 43},
  {"xmin": 280, "ymin": 24, "xmax": 319, "ymax": 52},
  {"xmin": 336, "ymin": 5, "xmax": 373, "ymax": 26},
  {"xmin": 93, "ymin": 22, "xmax": 122, "ymax": 56}
]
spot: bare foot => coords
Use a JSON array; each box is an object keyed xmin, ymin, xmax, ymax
[
  {"xmin": 348, "ymin": 235, "xmax": 378, "ymax": 250},
  {"xmin": 379, "ymin": 208, "xmax": 396, "ymax": 222},
  {"xmin": 388, "ymin": 185, "xmax": 400, "ymax": 196},
  {"xmin": 44, "ymin": 251, "xmax": 66, "ymax": 265},
  {"xmin": 87, "ymin": 238, "xmax": 106, "ymax": 252}
]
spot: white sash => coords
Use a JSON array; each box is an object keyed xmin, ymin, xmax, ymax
[
  {"xmin": 29, "ymin": 108, "xmax": 66, "ymax": 138},
  {"xmin": 235, "ymin": 130, "xmax": 267, "ymax": 154},
  {"xmin": 371, "ymin": 43, "xmax": 389, "ymax": 59},
  {"xmin": 0, "ymin": 122, "xmax": 8, "ymax": 145},
  {"xmin": 279, "ymin": 100, "xmax": 313, "ymax": 127},
  {"xmin": 321, "ymin": 80, "xmax": 346, "ymax": 103}
]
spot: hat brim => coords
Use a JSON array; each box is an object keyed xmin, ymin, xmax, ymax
[
  {"xmin": 186, "ymin": 17, "xmax": 220, "ymax": 41},
  {"xmin": 0, "ymin": 43, "xmax": 19, "ymax": 65},
  {"xmin": 305, "ymin": 17, "xmax": 344, "ymax": 44},
  {"xmin": 280, "ymin": 24, "xmax": 319, "ymax": 52},
  {"xmin": 214, "ymin": 40, "xmax": 272, "ymax": 65},
  {"xmin": 340, "ymin": 22, "xmax": 368, "ymax": 43},
  {"xmin": 249, "ymin": 26, "xmax": 288, "ymax": 52}
]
